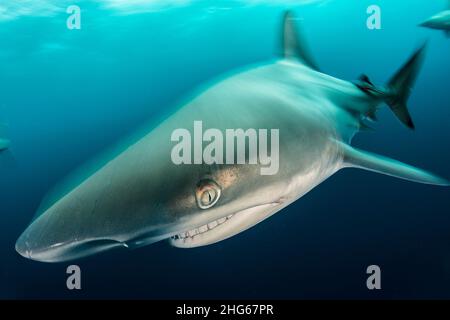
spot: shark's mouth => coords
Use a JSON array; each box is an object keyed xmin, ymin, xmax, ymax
[
  {"xmin": 170, "ymin": 214, "xmax": 235, "ymax": 243},
  {"xmin": 169, "ymin": 203, "xmax": 280, "ymax": 248}
]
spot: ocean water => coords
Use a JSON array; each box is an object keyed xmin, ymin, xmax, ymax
[{"xmin": 0, "ymin": 0, "xmax": 449, "ymax": 299}]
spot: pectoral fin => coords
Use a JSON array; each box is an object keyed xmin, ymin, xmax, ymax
[{"xmin": 340, "ymin": 143, "xmax": 449, "ymax": 186}]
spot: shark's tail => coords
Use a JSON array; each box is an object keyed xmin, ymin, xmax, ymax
[{"xmin": 383, "ymin": 43, "xmax": 427, "ymax": 130}]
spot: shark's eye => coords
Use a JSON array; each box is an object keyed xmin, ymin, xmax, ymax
[{"xmin": 196, "ymin": 179, "xmax": 221, "ymax": 209}]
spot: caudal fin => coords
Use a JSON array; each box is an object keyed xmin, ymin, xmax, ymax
[{"xmin": 385, "ymin": 44, "xmax": 427, "ymax": 130}]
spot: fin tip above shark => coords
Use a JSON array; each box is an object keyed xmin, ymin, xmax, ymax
[{"xmin": 419, "ymin": 2, "xmax": 450, "ymax": 36}]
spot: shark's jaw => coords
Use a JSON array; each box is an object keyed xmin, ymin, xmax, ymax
[{"xmin": 169, "ymin": 202, "xmax": 281, "ymax": 248}]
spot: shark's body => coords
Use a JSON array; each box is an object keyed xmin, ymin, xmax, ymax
[
  {"xmin": 420, "ymin": 1, "xmax": 450, "ymax": 37},
  {"xmin": 16, "ymin": 12, "xmax": 448, "ymax": 262}
]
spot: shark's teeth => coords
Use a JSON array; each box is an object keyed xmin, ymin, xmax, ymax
[
  {"xmin": 171, "ymin": 214, "xmax": 235, "ymax": 241},
  {"xmin": 207, "ymin": 221, "xmax": 218, "ymax": 229}
]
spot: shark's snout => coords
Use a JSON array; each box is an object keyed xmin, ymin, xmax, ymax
[
  {"xmin": 15, "ymin": 203, "xmax": 126, "ymax": 263},
  {"xmin": 16, "ymin": 223, "xmax": 124, "ymax": 263},
  {"xmin": 15, "ymin": 217, "xmax": 64, "ymax": 262},
  {"xmin": 419, "ymin": 19, "xmax": 433, "ymax": 28},
  {"xmin": 15, "ymin": 215, "xmax": 71, "ymax": 262},
  {"xmin": 15, "ymin": 233, "xmax": 33, "ymax": 260}
]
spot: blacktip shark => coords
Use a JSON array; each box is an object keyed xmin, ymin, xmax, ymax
[
  {"xmin": 420, "ymin": 1, "xmax": 450, "ymax": 37},
  {"xmin": 16, "ymin": 12, "xmax": 449, "ymax": 262}
]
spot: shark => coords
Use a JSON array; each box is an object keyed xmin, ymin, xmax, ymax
[
  {"xmin": 0, "ymin": 134, "xmax": 10, "ymax": 152},
  {"xmin": 0, "ymin": 126, "xmax": 9, "ymax": 151},
  {"xmin": 0, "ymin": 139, "xmax": 8, "ymax": 151},
  {"xmin": 16, "ymin": 12, "xmax": 449, "ymax": 262},
  {"xmin": 420, "ymin": 1, "xmax": 450, "ymax": 37}
]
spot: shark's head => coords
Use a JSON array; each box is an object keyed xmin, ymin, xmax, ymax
[
  {"xmin": 15, "ymin": 11, "xmax": 327, "ymax": 263},
  {"xmin": 15, "ymin": 156, "xmax": 294, "ymax": 262}
]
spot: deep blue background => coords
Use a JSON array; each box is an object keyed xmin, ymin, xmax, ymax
[{"xmin": 0, "ymin": 0, "xmax": 449, "ymax": 299}]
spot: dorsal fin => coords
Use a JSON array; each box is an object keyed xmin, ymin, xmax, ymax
[{"xmin": 281, "ymin": 11, "xmax": 319, "ymax": 71}]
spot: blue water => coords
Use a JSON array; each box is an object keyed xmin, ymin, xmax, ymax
[{"xmin": 0, "ymin": 0, "xmax": 449, "ymax": 299}]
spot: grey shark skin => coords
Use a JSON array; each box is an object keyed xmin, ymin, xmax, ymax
[
  {"xmin": 16, "ymin": 12, "xmax": 449, "ymax": 262},
  {"xmin": 420, "ymin": 1, "xmax": 450, "ymax": 37}
]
